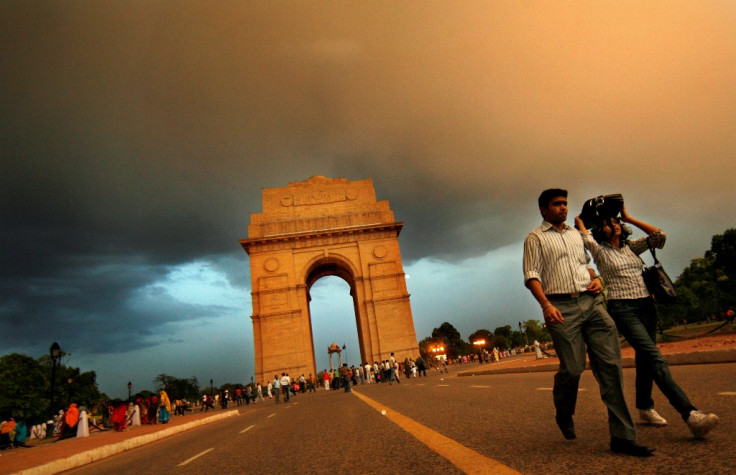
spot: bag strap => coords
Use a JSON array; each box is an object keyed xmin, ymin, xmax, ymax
[{"xmin": 646, "ymin": 235, "xmax": 661, "ymax": 265}]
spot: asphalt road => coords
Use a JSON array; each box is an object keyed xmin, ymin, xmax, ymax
[{"xmin": 70, "ymin": 363, "xmax": 736, "ymax": 474}]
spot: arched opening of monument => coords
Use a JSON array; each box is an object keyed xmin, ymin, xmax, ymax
[
  {"xmin": 306, "ymin": 257, "xmax": 362, "ymax": 372},
  {"xmin": 308, "ymin": 276, "xmax": 360, "ymax": 372}
]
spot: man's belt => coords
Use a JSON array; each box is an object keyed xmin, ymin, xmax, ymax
[{"xmin": 546, "ymin": 291, "xmax": 594, "ymax": 299}]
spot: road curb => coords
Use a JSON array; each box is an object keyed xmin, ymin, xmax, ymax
[
  {"xmin": 457, "ymin": 348, "xmax": 736, "ymax": 377},
  {"xmin": 14, "ymin": 410, "xmax": 239, "ymax": 475}
]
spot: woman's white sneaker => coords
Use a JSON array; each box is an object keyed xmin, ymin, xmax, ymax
[
  {"xmin": 687, "ymin": 410, "xmax": 719, "ymax": 438},
  {"xmin": 639, "ymin": 408, "xmax": 668, "ymax": 426}
]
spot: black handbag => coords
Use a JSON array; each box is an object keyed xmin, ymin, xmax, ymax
[{"xmin": 642, "ymin": 242, "xmax": 677, "ymax": 304}]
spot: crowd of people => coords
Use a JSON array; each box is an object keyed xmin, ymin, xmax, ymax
[
  {"xmin": 2, "ymin": 345, "xmax": 537, "ymax": 450},
  {"xmin": 0, "ymin": 350, "xmax": 443, "ymax": 450},
  {"xmin": 0, "ymin": 388, "xmax": 182, "ymax": 448},
  {"xmin": 0, "ymin": 417, "xmax": 27, "ymax": 449}
]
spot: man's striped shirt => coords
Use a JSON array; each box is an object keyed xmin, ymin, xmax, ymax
[{"xmin": 523, "ymin": 221, "xmax": 593, "ymax": 295}]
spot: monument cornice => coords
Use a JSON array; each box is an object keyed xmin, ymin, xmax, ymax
[{"xmin": 241, "ymin": 222, "xmax": 403, "ymax": 254}]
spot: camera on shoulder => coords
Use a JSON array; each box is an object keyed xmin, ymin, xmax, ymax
[{"xmin": 580, "ymin": 194, "xmax": 624, "ymax": 229}]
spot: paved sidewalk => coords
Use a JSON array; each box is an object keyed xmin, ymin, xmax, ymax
[
  {"xmin": 0, "ymin": 407, "xmax": 240, "ymax": 475},
  {"xmin": 458, "ymin": 334, "xmax": 736, "ymax": 376}
]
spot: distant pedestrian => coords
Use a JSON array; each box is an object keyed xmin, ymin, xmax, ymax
[
  {"xmin": 322, "ymin": 370, "xmax": 330, "ymax": 391},
  {"xmin": 280, "ymin": 373, "xmax": 290, "ymax": 402},
  {"xmin": 158, "ymin": 391, "xmax": 171, "ymax": 424},
  {"xmin": 340, "ymin": 364, "xmax": 352, "ymax": 392},
  {"xmin": 416, "ymin": 356, "xmax": 427, "ymax": 377},
  {"xmin": 534, "ymin": 340, "xmax": 544, "ymax": 359},
  {"xmin": 273, "ymin": 375, "xmax": 281, "ymax": 404}
]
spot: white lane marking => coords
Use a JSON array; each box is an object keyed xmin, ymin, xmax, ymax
[
  {"xmin": 177, "ymin": 447, "xmax": 214, "ymax": 466},
  {"xmin": 717, "ymin": 392, "xmax": 736, "ymax": 396},
  {"xmin": 239, "ymin": 425, "xmax": 255, "ymax": 434},
  {"xmin": 471, "ymin": 385, "xmax": 491, "ymax": 388},
  {"xmin": 267, "ymin": 413, "xmax": 276, "ymax": 418},
  {"xmin": 438, "ymin": 384, "xmax": 450, "ymax": 387}
]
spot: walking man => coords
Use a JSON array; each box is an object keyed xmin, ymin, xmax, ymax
[
  {"xmin": 523, "ymin": 188, "xmax": 654, "ymax": 457},
  {"xmin": 340, "ymin": 363, "xmax": 352, "ymax": 392},
  {"xmin": 280, "ymin": 373, "xmax": 290, "ymax": 402},
  {"xmin": 273, "ymin": 375, "xmax": 280, "ymax": 404}
]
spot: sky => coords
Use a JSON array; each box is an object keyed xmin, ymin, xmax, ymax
[{"xmin": 2, "ymin": 1, "xmax": 735, "ymax": 399}]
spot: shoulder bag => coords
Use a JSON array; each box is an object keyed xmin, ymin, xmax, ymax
[{"xmin": 641, "ymin": 239, "xmax": 677, "ymax": 304}]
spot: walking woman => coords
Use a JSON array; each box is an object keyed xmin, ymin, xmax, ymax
[
  {"xmin": 575, "ymin": 205, "xmax": 719, "ymax": 438},
  {"xmin": 158, "ymin": 390, "xmax": 172, "ymax": 424}
]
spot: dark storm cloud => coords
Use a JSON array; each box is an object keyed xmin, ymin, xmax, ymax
[
  {"xmin": 0, "ymin": 256, "xmax": 234, "ymax": 354},
  {"xmin": 1, "ymin": 2, "xmax": 735, "ymax": 395}
]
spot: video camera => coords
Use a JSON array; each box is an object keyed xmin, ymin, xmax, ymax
[{"xmin": 580, "ymin": 194, "xmax": 624, "ymax": 230}]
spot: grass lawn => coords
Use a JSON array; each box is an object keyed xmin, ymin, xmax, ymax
[{"xmin": 659, "ymin": 320, "xmax": 736, "ymax": 341}]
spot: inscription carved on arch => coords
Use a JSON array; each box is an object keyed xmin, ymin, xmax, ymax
[{"xmin": 280, "ymin": 189, "xmax": 358, "ymax": 207}]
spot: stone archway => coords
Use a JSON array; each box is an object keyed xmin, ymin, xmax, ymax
[{"xmin": 240, "ymin": 176, "xmax": 419, "ymax": 383}]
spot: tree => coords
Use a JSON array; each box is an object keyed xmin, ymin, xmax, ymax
[
  {"xmin": 493, "ymin": 325, "xmax": 512, "ymax": 339},
  {"xmin": 468, "ymin": 329, "xmax": 494, "ymax": 354},
  {"xmin": 523, "ymin": 319, "xmax": 551, "ymax": 343},
  {"xmin": 654, "ymin": 228, "xmax": 736, "ymax": 328},
  {"xmin": 431, "ymin": 322, "xmax": 469, "ymax": 358},
  {"xmin": 432, "ymin": 322, "xmax": 462, "ymax": 342},
  {"xmin": 658, "ymin": 256, "xmax": 719, "ymax": 327},
  {"xmin": 0, "ymin": 353, "xmax": 47, "ymax": 421},
  {"xmin": 0, "ymin": 352, "xmax": 105, "ymax": 424},
  {"xmin": 510, "ymin": 331, "xmax": 525, "ymax": 349},
  {"xmin": 493, "ymin": 335, "xmax": 510, "ymax": 350},
  {"xmin": 153, "ymin": 374, "xmax": 200, "ymax": 401},
  {"xmin": 708, "ymin": 228, "xmax": 736, "ymax": 309}
]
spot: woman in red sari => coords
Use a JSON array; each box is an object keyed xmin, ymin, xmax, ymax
[
  {"xmin": 136, "ymin": 396, "xmax": 149, "ymax": 424},
  {"xmin": 110, "ymin": 401, "xmax": 128, "ymax": 432}
]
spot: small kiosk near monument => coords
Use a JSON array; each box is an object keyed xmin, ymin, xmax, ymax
[{"xmin": 241, "ymin": 176, "xmax": 419, "ymax": 383}]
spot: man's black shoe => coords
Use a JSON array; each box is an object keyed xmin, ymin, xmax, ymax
[
  {"xmin": 610, "ymin": 438, "xmax": 656, "ymax": 457},
  {"xmin": 555, "ymin": 415, "xmax": 576, "ymax": 440}
]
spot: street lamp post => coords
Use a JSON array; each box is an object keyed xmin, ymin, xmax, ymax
[
  {"xmin": 519, "ymin": 321, "xmax": 529, "ymax": 346},
  {"xmin": 67, "ymin": 377, "xmax": 73, "ymax": 404},
  {"xmin": 210, "ymin": 379, "xmax": 214, "ymax": 398},
  {"xmin": 128, "ymin": 381, "xmax": 132, "ymax": 401},
  {"xmin": 49, "ymin": 342, "xmax": 61, "ymax": 415}
]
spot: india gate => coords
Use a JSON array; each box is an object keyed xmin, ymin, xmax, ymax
[{"xmin": 240, "ymin": 176, "xmax": 419, "ymax": 383}]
